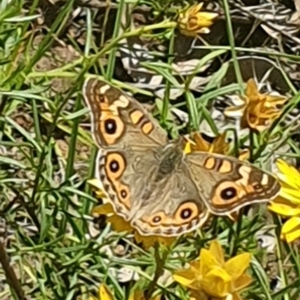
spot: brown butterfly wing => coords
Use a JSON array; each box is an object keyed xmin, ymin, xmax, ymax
[{"xmin": 185, "ymin": 151, "xmax": 280, "ymax": 215}]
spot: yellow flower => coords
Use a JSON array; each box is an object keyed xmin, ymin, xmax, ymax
[
  {"xmin": 224, "ymin": 79, "xmax": 287, "ymax": 132},
  {"xmin": 173, "ymin": 240, "xmax": 252, "ymax": 300},
  {"xmin": 178, "ymin": 3, "xmax": 218, "ymax": 36},
  {"xmin": 92, "ymin": 203, "xmax": 134, "ymax": 233},
  {"xmin": 187, "ymin": 132, "xmax": 249, "ymax": 160},
  {"xmin": 86, "ymin": 284, "xmax": 114, "ymax": 300},
  {"xmin": 89, "ymin": 179, "xmax": 176, "ymax": 249},
  {"xmin": 190, "ymin": 132, "xmax": 230, "ymax": 154},
  {"xmin": 268, "ymin": 159, "xmax": 300, "ymax": 242},
  {"xmin": 88, "ymin": 178, "xmax": 107, "ymax": 198}
]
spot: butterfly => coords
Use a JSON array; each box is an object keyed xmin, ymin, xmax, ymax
[{"xmin": 83, "ymin": 78, "xmax": 280, "ymax": 237}]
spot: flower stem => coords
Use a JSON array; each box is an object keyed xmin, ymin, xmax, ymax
[
  {"xmin": 273, "ymin": 215, "xmax": 291, "ymax": 300},
  {"xmin": 161, "ymin": 29, "xmax": 175, "ymax": 127},
  {"xmin": 0, "ymin": 240, "xmax": 25, "ymax": 300},
  {"xmin": 249, "ymin": 129, "xmax": 255, "ymax": 163},
  {"xmin": 145, "ymin": 243, "xmax": 168, "ymax": 300}
]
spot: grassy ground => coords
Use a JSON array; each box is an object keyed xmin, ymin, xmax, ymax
[{"xmin": 1, "ymin": 0, "xmax": 300, "ymax": 299}]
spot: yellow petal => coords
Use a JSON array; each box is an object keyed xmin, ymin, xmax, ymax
[
  {"xmin": 282, "ymin": 228, "xmax": 300, "ymax": 243},
  {"xmin": 99, "ymin": 284, "xmax": 115, "ymax": 300},
  {"xmin": 191, "ymin": 132, "xmax": 210, "ymax": 152},
  {"xmin": 209, "ymin": 240, "xmax": 225, "ymax": 265},
  {"xmin": 231, "ymin": 292, "xmax": 243, "ymax": 300},
  {"xmin": 212, "ymin": 133, "xmax": 230, "ymax": 154},
  {"xmin": 271, "ymin": 196, "xmax": 299, "ymax": 206},
  {"xmin": 268, "ymin": 201, "xmax": 300, "ymax": 217},
  {"xmin": 245, "ymin": 79, "xmax": 259, "ymax": 100},
  {"xmin": 224, "ymin": 105, "xmax": 246, "ymax": 118},
  {"xmin": 199, "ymin": 249, "xmax": 221, "ymax": 276},
  {"xmin": 88, "ymin": 178, "xmax": 103, "ymax": 190},
  {"xmin": 259, "ymin": 111, "xmax": 280, "ymax": 119},
  {"xmin": 87, "ymin": 179, "xmax": 107, "ymax": 199},
  {"xmin": 190, "ymin": 2, "xmax": 204, "ymax": 13},
  {"xmin": 201, "ymin": 268, "xmax": 232, "ymax": 297},
  {"xmin": 280, "ymin": 187, "xmax": 300, "ymax": 204},
  {"xmin": 224, "ymin": 253, "xmax": 251, "ymax": 281},
  {"xmin": 238, "ymin": 149, "xmax": 250, "ymax": 161},
  {"xmin": 184, "ymin": 141, "xmax": 192, "ymax": 154},
  {"xmin": 190, "ymin": 260, "xmax": 200, "ymax": 273},
  {"xmin": 196, "ymin": 13, "xmax": 218, "ymax": 27},
  {"xmin": 276, "ymin": 159, "xmax": 300, "ymax": 189},
  {"xmin": 107, "ymin": 214, "xmax": 134, "ymax": 233},
  {"xmin": 92, "ymin": 203, "xmax": 114, "ymax": 215},
  {"xmin": 173, "ymin": 269, "xmax": 197, "ymax": 288},
  {"xmin": 265, "ymin": 95, "xmax": 287, "ymax": 105},
  {"xmin": 281, "ymin": 217, "xmax": 300, "ymax": 234},
  {"xmin": 233, "ymin": 274, "xmax": 252, "ymax": 290},
  {"xmin": 95, "ymin": 190, "xmax": 107, "ymax": 199}
]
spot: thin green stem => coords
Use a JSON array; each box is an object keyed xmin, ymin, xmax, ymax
[
  {"xmin": 273, "ymin": 215, "xmax": 291, "ymax": 300},
  {"xmin": 0, "ymin": 241, "xmax": 25, "ymax": 300},
  {"xmin": 59, "ymin": 94, "xmax": 83, "ymax": 235},
  {"xmin": 106, "ymin": 0, "xmax": 125, "ymax": 80},
  {"xmin": 249, "ymin": 129, "xmax": 255, "ymax": 163},
  {"xmin": 161, "ymin": 29, "xmax": 175, "ymax": 126},
  {"xmin": 145, "ymin": 244, "xmax": 169, "ymax": 300},
  {"xmin": 222, "ymin": 0, "xmax": 243, "ymax": 94}
]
